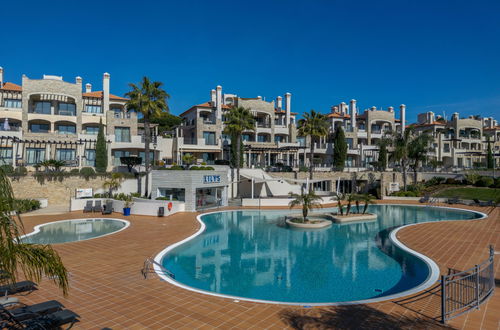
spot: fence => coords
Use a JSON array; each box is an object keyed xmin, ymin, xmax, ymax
[{"xmin": 441, "ymin": 245, "xmax": 495, "ymax": 323}]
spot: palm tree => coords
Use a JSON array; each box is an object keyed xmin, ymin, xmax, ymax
[
  {"xmin": 297, "ymin": 110, "xmax": 329, "ymax": 181},
  {"xmin": 182, "ymin": 153, "xmax": 196, "ymax": 168},
  {"xmin": 360, "ymin": 194, "xmax": 375, "ymax": 214},
  {"xmin": 103, "ymin": 172, "xmax": 124, "ymax": 198},
  {"xmin": 223, "ymin": 106, "xmax": 255, "ymax": 198},
  {"xmin": 0, "ymin": 168, "xmax": 69, "ymax": 295},
  {"xmin": 332, "ymin": 191, "xmax": 346, "ymax": 215},
  {"xmin": 390, "ymin": 127, "xmax": 415, "ymax": 191},
  {"xmin": 345, "ymin": 193, "xmax": 355, "ymax": 215},
  {"xmin": 408, "ymin": 133, "xmax": 433, "ymax": 184},
  {"xmin": 126, "ymin": 77, "xmax": 170, "ymax": 198},
  {"xmin": 288, "ymin": 191, "xmax": 322, "ymax": 222}
]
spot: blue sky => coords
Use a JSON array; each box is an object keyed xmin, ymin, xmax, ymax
[{"xmin": 1, "ymin": 0, "xmax": 499, "ymax": 122}]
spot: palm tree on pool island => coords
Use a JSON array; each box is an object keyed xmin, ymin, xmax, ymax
[{"xmin": 288, "ymin": 190, "xmax": 323, "ymax": 223}]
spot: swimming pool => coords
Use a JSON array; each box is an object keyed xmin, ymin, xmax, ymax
[
  {"xmin": 20, "ymin": 218, "xmax": 129, "ymax": 244},
  {"xmin": 156, "ymin": 205, "xmax": 485, "ymax": 305}
]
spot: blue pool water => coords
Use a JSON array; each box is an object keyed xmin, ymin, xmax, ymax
[
  {"xmin": 21, "ymin": 218, "xmax": 128, "ymax": 244},
  {"xmin": 161, "ymin": 205, "xmax": 482, "ymax": 303}
]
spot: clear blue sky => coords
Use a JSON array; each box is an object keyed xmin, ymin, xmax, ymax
[{"xmin": 1, "ymin": 0, "xmax": 499, "ymax": 122}]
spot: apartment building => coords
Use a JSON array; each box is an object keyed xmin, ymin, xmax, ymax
[
  {"xmin": 175, "ymin": 86, "xmax": 302, "ymax": 167},
  {"xmin": 0, "ymin": 67, "xmax": 171, "ymax": 170}
]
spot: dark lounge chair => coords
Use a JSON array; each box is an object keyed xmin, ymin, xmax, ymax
[
  {"xmin": 102, "ymin": 200, "xmax": 113, "ymax": 215},
  {"xmin": 447, "ymin": 197, "xmax": 459, "ymax": 204},
  {"xmin": 0, "ymin": 280, "xmax": 37, "ymax": 295},
  {"xmin": 158, "ymin": 207, "xmax": 165, "ymax": 217},
  {"xmin": 419, "ymin": 195, "xmax": 430, "ymax": 203},
  {"xmin": 8, "ymin": 300, "xmax": 64, "ymax": 321},
  {"xmin": 83, "ymin": 201, "xmax": 93, "ymax": 213},
  {"xmin": 480, "ymin": 200, "xmax": 494, "ymax": 207},
  {"xmin": 93, "ymin": 200, "xmax": 102, "ymax": 213},
  {"xmin": 1, "ymin": 307, "xmax": 79, "ymax": 330}
]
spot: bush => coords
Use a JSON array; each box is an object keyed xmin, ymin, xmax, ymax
[
  {"xmin": 214, "ymin": 159, "xmax": 230, "ymax": 165},
  {"xmin": 168, "ymin": 165, "xmax": 184, "ymax": 170},
  {"xmin": 494, "ymin": 177, "xmax": 500, "ymax": 188},
  {"xmin": 15, "ymin": 199, "xmax": 41, "ymax": 213},
  {"xmin": 299, "ymin": 166, "xmax": 308, "ymax": 172},
  {"xmin": 155, "ymin": 197, "xmax": 169, "ymax": 200},
  {"xmin": 0, "ymin": 164, "xmax": 14, "ymax": 174},
  {"xmin": 70, "ymin": 168, "xmax": 80, "ymax": 174},
  {"xmin": 445, "ymin": 178, "xmax": 460, "ymax": 185},
  {"xmin": 189, "ymin": 166, "xmax": 215, "ymax": 170},
  {"xmin": 475, "ymin": 176, "xmax": 494, "ymax": 187},
  {"xmin": 130, "ymin": 192, "xmax": 141, "ymax": 198},
  {"xmin": 13, "ymin": 166, "xmax": 27, "ymax": 176},
  {"xmin": 189, "ymin": 166, "xmax": 200, "ymax": 170},
  {"xmin": 80, "ymin": 167, "xmax": 96, "ymax": 179}
]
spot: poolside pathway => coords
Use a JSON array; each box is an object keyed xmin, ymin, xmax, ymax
[{"xmin": 14, "ymin": 202, "xmax": 500, "ymax": 329}]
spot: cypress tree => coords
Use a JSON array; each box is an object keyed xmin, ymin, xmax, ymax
[
  {"xmin": 378, "ymin": 142, "xmax": 388, "ymax": 171},
  {"xmin": 332, "ymin": 127, "xmax": 347, "ymax": 171},
  {"xmin": 95, "ymin": 119, "xmax": 107, "ymax": 173},
  {"xmin": 487, "ymin": 136, "xmax": 494, "ymax": 169}
]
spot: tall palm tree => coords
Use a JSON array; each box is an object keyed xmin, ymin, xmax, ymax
[
  {"xmin": 0, "ymin": 168, "xmax": 69, "ymax": 295},
  {"xmin": 360, "ymin": 193, "xmax": 375, "ymax": 214},
  {"xmin": 288, "ymin": 191, "xmax": 322, "ymax": 222},
  {"xmin": 390, "ymin": 127, "xmax": 414, "ymax": 191},
  {"xmin": 297, "ymin": 110, "xmax": 329, "ymax": 181},
  {"xmin": 223, "ymin": 106, "xmax": 255, "ymax": 198},
  {"xmin": 103, "ymin": 172, "xmax": 124, "ymax": 197},
  {"xmin": 408, "ymin": 133, "xmax": 433, "ymax": 184},
  {"xmin": 126, "ymin": 77, "xmax": 170, "ymax": 198}
]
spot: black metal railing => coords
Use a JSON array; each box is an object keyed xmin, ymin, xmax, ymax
[{"xmin": 441, "ymin": 245, "xmax": 495, "ymax": 323}]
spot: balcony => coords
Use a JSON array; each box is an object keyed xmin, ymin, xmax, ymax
[
  {"xmin": 178, "ymin": 137, "xmax": 221, "ymax": 150},
  {"xmin": 256, "ymin": 122, "xmax": 271, "ymax": 128}
]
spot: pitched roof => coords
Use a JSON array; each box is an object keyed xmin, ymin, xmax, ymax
[
  {"xmin": 0, "ymin": 82, "xmax": 22, "ymax": 91},
  {"xmin": 328, "ymin": 112, "xmax": 350, "ymax": 118},
  {"xmin": 414, "ymin": 121, "xmax": 447, "ymax": 127},
  {"xmin": 82, "ymin": 91, "xmax": 128, "ymax": 101}
]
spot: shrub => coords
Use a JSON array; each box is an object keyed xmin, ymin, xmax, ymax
[
  {"xmin": 189, "ymin": 166, "xmax": 200, "ymax": 170},
  {"xmin": 80, "ymin": 167, "xmax": 96, "ymax": 179},
  {"xmin": 15, "ymin": 199, "xmax": 41, "ymax": 213},
  {"xmin": 475, "ymin": 176, "xmax": 494, "ymax": 187},
  {"xmin": 299, "ymin": 166, "xmax": 308, "ymax": 172},
  {"xmin": 70, "ymin": 168, "xmax": 80, "ymax": 174},
  {"xmin": 445, "ymin": 178, "xmax": 460, "ymax": 185},
  {"xmin": 200, "ymin": 162, "xmax": 207, "ymax": 166},
  {"xmin": 214, "ymin": 159, "xmax": 230, "ymax": 165},
  {"xmin": 13, "ymin": 166, "xmax": 27, "ymax": 176},
  {"xmin": 130, "ymin": 192, "xmax": 141, "ymax": 198},
  {"xmin": 494, "ymin": 177, "xmax": 500, "ymax": 188},
  {"xmin": 0, "ymin": 164, "xmax": 14, "ymax": 174},
  {"xmin": 168, "ymin": 165, "xmax": 184, "ymax": 170},
  {"xmin": 155, "ymin": 197, "xmax": 169, "ymax": 200}
]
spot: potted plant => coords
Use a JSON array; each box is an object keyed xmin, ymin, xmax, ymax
[{"xmin": 123, "ymin": 195, "xmax": 133, "ymax": 216}]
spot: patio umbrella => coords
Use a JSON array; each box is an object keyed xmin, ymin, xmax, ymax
[{"xmin": 3, "ymin": 118, "xmax": 10, "ymax": 131}]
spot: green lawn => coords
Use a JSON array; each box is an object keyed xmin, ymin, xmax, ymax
[{"xmin": 434, "ymin": 187, "xmax": 500, "ymax": 201}]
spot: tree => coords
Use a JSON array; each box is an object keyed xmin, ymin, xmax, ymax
[
  {"xmin": 230, "ymin": 133, "xmax": 244, "ymax": 168},
  {"xmin": 332, "ymin": 126, "xmax": 348, "ymax": 171},
  {"xmin": 126, "ymin": 77, "xmax": 170, "ymax": 198},
  {"xmin": 95, "ymin": 118, "xmax": 107, "ymax": 173},
  {"xmin": 297, "ymin": 110, "xmax": 329, "ymax": 181},
  {"xmin": 0, "ymin": 168, "xmax": 69, "ymax": 295},
  {"xmin": 182, "ymin": 153, "xmax": 196, "ymax": 168},
  {"xmin": 486, "ymin": 135, "xmax": 494, "ymax": 169},
  {"xmin": 223, "ymin": 106, "xmax": 255, "ymax": 197},
  {"xmin": 103, "ymin": 173, "xmax": 124, "ymax": 197},
  {"xmin": 332, "ymin": 191, "xmax": 345, "ymax": 216},
  {"xmin": 120, "ymin": 156, "xmax": 142, "ymax": 173},
  {"xmin": 288, "ymin": 191, "xmax": 322, "ymax": 222},
  {"xmin": 408, "ymin": 133, "xmax": 433, "ymax": 184},
  {"xmin": 360, "ymin": 194, "xmax": 375, "ymax": 214},
  {"xmin": 376, "ymin": 138, "xmax": 390, "ymax": 171},
  {"xmin": 140, "ymin": 112, "xmax": 182, "ymax": 135},
  {"xmin": 390, "ymin": 127, "xmax": 413, "ymax": 191}
]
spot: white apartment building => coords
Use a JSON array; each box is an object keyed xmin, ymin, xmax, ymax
[{"xmin": 0, "ymin": 67, "xmax": 172, "ymax": 171}]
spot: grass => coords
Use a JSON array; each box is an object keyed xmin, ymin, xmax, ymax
[{"xmin": 434, "ymin": 187, "xmax": 500, "ymax": 201}]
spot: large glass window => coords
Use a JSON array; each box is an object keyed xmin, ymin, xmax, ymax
[
  {"xmin": 113, "ymin": 150, "xmax": 130, "ymax": 166},
  {"xmin": 3, "ymin": 99, "xmax": 22, "ymax": 108},
  {"xmin": 33, "ymin": 101, "xmax": 51, "ymax": 114},
  {"xmin": 242, "ymin": 134, "xmax": 252, "ymax": 142},
  {"xmin": 157, "ymin": 188, "xmax": 185, "ymax": 201},
  {"xmin": 297, "ymin": 137, "xmax": 306, "ymax": 147},
  {"xmin": 56, "ymin": 149, "xmax": 76, "ymax": 162},
  {"xmin": 84, "ymin": 105, "xmax": 102, "ymax": 113},
  {"xmin": 115, "ymin": 127, "xmax": 131, "ymax": 142},
  {"xmin": 203, "ymin": 131, "xmax": 216, "ymax": 145},
  {"xmin": 139, "ymin": 151, "xmax": 155, "ymax": 165},
  {"xmin": 257, "ymin": 134, "xmax": 269, "ymax": 142},
  {"xmin": 29, "ymin": 123, "xmax": 50, "ymax": 133},
  {"xmin": 85, "ymin": 126, "xmax": 99, "ymax": 135},
  {"xmin": 26, "ymin": 148, "xmax": 45, "ymax": 165},
  {"xmin": 85, "ymin": 149, "xmax": 96, "ymax": 166},
  {"xmin": 0, "ymin": 147, "xmax": 13, "ymax": 165},
  {"xmin": 57, "ymin": 124, "xmax": 76, "ymax": 134},
  {"xmin": 57, "ymin": 103, "xmax": 76, "ymax": 116}
]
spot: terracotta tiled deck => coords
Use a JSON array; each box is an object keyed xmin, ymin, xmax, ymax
[{"xmin": 12, "ymin": 201, "xmax": 500, "ymax": 329}]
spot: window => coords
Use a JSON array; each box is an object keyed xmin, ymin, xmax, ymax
[
  {"xmin": 203, "ymin": 131, "xmax": 216, "ymax": 145},
  {"xmin": 158, "ymin": 188, "xmax": 185, "ymax": 202},
  {"xmin": 85, "ymin": 149, "xmax": 96, "ymax": 166},
  {"xmin": 257, "ymin": 135, "xmax": 269, "ymax": 142},
  {"xmin": 57, "ymin": 124, "xmax": 76, "ymax": 134},
  {"xmin": 3, "ymin": 99, "xmax": 21, "ymax": 108},
  {"xmin": 115, "ymin": 127, "xmax": 131, "ymax": 142},
  {"xmin": 274, "ymin": 135, "xmax": 285, "ymax": 143},
  {"xmin": 33, "ymin": 101, "xmax": 51, "ymax": 114},
  {"xmin": 58, "ymin": 103, "xmax": 76, "ymax": 116},
  {"xmin": 139, "ymin": 151, "xmax": 155, "ymax": 165},
  {"xmin": 114, "ymin": 109, "xmax": 122, "ymax": 118},
  {"xmin": 242, "ymin": 134, "xmax": 252, "ymax": 142},
  {"xmin": 0, "ymin": 147, "xmax": 13, "ymax": 165},
  {"xmin": 29, "ymin": 123, "xmax": 50, "ymax": 133},
  {"xmin": 113, "ymin": 150, "xmax": 130, "ymax": 165},
  {"xmin": 84, "ymin": 105, "xmax": 102, "ymax": 113},
  {"xmin": 56, "ymin": 149, "xmax": 76, "ymax": 162},
  {"xmin": 202, "ymin": 153, "xmax": 215, "ymax": 164},
  {"xmin": 85, "ymin": 126, "xmax": 99, "ymax": 135},
  {"xmin": 26, "ymin": 148, "xmax": 45, "ymax": 165},
  {"xmin": 297, "ymin": 137, "xmax": 306, "ymax": 147}
]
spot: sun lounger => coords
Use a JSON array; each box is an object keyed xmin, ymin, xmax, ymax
[
  {"xmin": 447, "ymin": 197, "xmax": 459, "ymax": 204},
  {"xmin": 0, "ymin": 281, "xmax": 37, "ymax": 295},
  {"xmin": 1, "ymin": 306, "xmax": 79, "ymax": 330},
  {"xmin": 8, "ymin": 300, "xmax": 64, "ymax": 321},
  {"xmin": 479, "ymin": 200, "xmax": 494, "ymax": 207},
  {"xmin": 93, "ymin": 200, "xmax": 102, "ymax": 213},
  {"xmin": 419, "ymin": 195, "xmax": 430, "ymax": 203},
  {"xmin": 102, "ymin": 200, "xmax": 113, "ymax": 215},
  {"xmin": 83, "ymin": 200, "xmax": 93, "ymax": 213}
]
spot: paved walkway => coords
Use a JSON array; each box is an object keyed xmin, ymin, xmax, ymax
[{"xmin": 12, "ymin": 202, "xmax": 500, "ymax": 329}]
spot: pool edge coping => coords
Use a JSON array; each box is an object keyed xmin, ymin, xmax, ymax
[
  {"xmin": 153, "ymin": 204, "xmax": 488, "ymax": 306},
  {"xmin": 19, "ymin": 218, "xmax": 131, "ymax": 244}
]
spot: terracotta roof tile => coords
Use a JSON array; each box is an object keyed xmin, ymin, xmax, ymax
[
  {"xmin": 414, "ymin": 121, "xmax": 446, "ymax": 127},
  {"xmin": 1, "ymin": 82, "xmax": 22, "ymax": 91},
  {"xmin": 82, "ymin": 90, "xmax": 128, "ymax": 101},
  {"xmin": 328, "ymin": 112, "xmax": 350, "ymax": 118}
]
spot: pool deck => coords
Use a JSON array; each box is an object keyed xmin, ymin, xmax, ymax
[{"xmin": 12, "ymin": 201, "xmax": 499, "ymax": 329}]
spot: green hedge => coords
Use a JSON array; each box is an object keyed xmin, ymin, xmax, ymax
[{"xmin": 15, "ymin": 199, "xmax": 41, "ymax": 213}]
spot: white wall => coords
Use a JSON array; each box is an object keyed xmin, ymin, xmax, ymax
[
  {"xmin": 242, "ymin": 196, "xmax": 333, "ymax": 207},
  {"xmin": 70, "ymin": 197, "xmax": 185, "ymax": 216}
]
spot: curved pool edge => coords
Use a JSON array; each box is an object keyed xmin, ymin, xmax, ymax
[
  {"xmin": 153, "ymin": 204, "xmax": 488, "ymax": 306},
  {"xmin": 19, "ymin": 218, "xmax": 131, "ymax": 244}
]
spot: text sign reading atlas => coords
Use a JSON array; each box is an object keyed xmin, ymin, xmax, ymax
[{"xmin": 203, "ymin": 175, "xmax": 221, "ymax": 184}]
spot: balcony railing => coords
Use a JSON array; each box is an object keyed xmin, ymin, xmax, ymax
[
  {"xmin": 56, "ymin": 110, "xmax": 76, "ymax": 116},
  {"xmin": 256, "ymin": 122, "xmax": 271, "ymax": 128}
]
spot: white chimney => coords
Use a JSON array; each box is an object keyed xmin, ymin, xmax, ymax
[
  {"xmin": 276, "ymin": 96, "xmax": 283, "ymax": 110},
  {"xmin": 75, "ymin": 76, "xmax": 82, "ymax": 84},
  {"xmin": 340, "ymin": 102, "xmax": 347, "ymax": 115},
  {"xmin": 388, "ymin": 106, "xmax": 394, "ymax": 113},
  {"xmin": 216, "ymin": 85, "xmax": 222, "ymax": 120},
  {"xmin": 103, "ymin": 73, "xmax": 110, "ymax": 112},
  {"xmin": 210, "ymin": 89, "xmax": 216, "ymax": 106},
  {"xmin": 371, "ymin": 106, "xmax": 377, "ymax": 111},
  {"xmin": 285, "ymin": 92, "xmax": 291, "ymax": 126},
  {"xmin": 0, "ymin": 67, "xmax": 3, "ymax": 87},
  {"xmin": 85, "ymin": 83, "xmax": 92, "ymax": 93},
  {"xmin": 400, "ymin": 104, "xmax": 406, "ymax": 133},
  {"xmin": 452, "ymin": 112, "xmax": 459, "ymax": 121},
  {"xmin": 350, "ymin": 99, "xmax": 357, "ymax": 129}
]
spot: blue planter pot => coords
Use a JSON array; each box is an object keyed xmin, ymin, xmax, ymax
[{"xmin": 123, "ymin": 207, "xmax": 131, "ymax": 216}]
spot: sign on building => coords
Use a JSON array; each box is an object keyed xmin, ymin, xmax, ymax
[
  {"xmin": 76, "ymin": 188, "xmax": 93, "ymax": 199},
  {"xmin": 389, "ymin": 182, "xmax": 400, "ymax": 192},
  {"xmin": 203, "ymin": 175, "xmax": 221, "ymax": 184}
]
